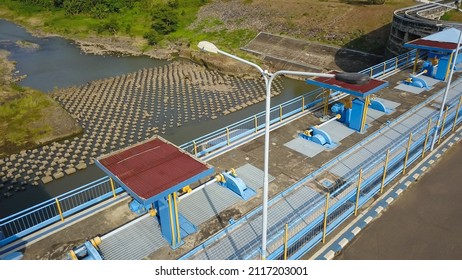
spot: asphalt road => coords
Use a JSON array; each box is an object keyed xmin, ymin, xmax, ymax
[{"xmin": 337, "ymin": 142, "xmax": 462, "ymax": 259}]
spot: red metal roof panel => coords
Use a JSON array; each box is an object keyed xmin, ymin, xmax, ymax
[
  {"xmin": 312, "ymin": 71, "xmax": 387, "ymax": 95},
  {"xmin": 98, "ymin": 137, "xmax": 211, "ymax": 199},
  {"xmin": 407, "ymin": 39, "xmax": 458, "ymax": 51}
]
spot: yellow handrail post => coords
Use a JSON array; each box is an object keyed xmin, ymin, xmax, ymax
[
  {"xmin": 322, "ymin": 193, "xmax": 330, "ymax": 243},
  {"xmin": 360, "ymin": 96, "xmax": 369, "ymax": 133},
  {"xmin": 354, "ymin": 169, "xmax": 363, "ymax": 216},
  {"xmin": 380, "ymin": 149, "xmax": 390, "ymax": 194},
  {"xmin": 193, "ymin": 140, "xmax": 197, "ymax": 156},
  {"xmin": 254, "ymin": 116, "xmax": 258, "ymax": 133},
  {"xmin": 370, "ymin": 67, "xmax": 373, "ymax": 77},
  {"xmin": 55, "ymin": 198, "xmax": 64, "ymax": 222},
  {"xmin": 438, "ymin": 108, "xmax": 449, "ymax": 144},
  {"xmin": 167, "ymin": 194, "xmax": 176, "ymax": 248},
  {"xmin": 422, "ymin": 119, "xmax": 432, "ymax": 159},
  {"xmin": 445, "ymin": 52, "xmax": 454, "ymax": 81},
  {"xmin": 383, "ymin": 62, "xmax": 386, "ymax": 73},
  {"xmin": 395, "ymin": 57, "xmax": 398, "ymax": 69},
  {"xmin": 403, "ymin": 133, "xmax": 413, "ymax": 174},
  {"xmin": 453, "ymin": 96, "xmax": 462, "ymax": 132},
  {"xmin": 302, "ymin": 96, "xmax": 305, "ymax": 112},
  {"xmin": 226, "ymin": 127, "xmax": 230, "ymax": 146},
  {"xmin": 110, "ymin": 178, "xmax": 116, "ymax": 198},
  {"xmin": 173, "ymin": 192, "xmax": 181, "ymax": 244},
  {"xmin": 412, "ymin": 50, "xmax": 420, "ymax": 74},
  {"xmin": 279, "ymin": 105, "xmax": 283, "ymax": 122},
  {"xmin": 284, "ymin": 223, "xmax": 289, "ymax": 260}
]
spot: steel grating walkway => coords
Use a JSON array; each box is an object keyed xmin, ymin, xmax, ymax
[
  {"xmin": 284, "ymin": 119, "xmax": 356, "ymax": 158},
  {"xmin": 182, "ymin": 78, "xmax": 462, "ymax": 260},
  {"xmin": 284, "ymin": 137, "xmax": 326, "ymax": 158},
  {"xmin": 187, "ymin": 186, "xmax": 323, "ymax": 260},
  {"xmin": 179, "ymin": 182, "xmax": 242, "ymax": 226},
  {"xmin": 179, "ymin": 163, "xmax": 275, "ymax": 226},
  {"xmin": 99, "ymin": 215, "xmax": 167, "ymax": 260},
  {"xmin": 235, "ymin": 163, "xmax": 275, "ymax": 191}
]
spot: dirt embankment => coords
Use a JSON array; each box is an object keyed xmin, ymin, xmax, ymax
[
  {"xmin": 191, "ymin": 0, "xmax": 413, "ymax": 54},
  {"xmin": 74, "ymin": 36, "xmax": 181, "ymax": 60}
]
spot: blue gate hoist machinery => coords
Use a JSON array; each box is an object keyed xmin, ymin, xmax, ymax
[{"xmin": 403, "ymin": 69, "xmax": 430, "ymax": 89}]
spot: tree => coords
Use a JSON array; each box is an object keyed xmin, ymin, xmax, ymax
[
  {"xmin": 144, "ymin": 30, "xmax": 161, "ymax": 45},
  {"xmin": 96, "ymin": 18, "xmax": 120, "ymax": 34},
  {"xmin": 151, "ymin": 4, "xmax": 178, "ymax": 35},
  {"xmin": 63, "ymin": 0, "xmax": 86, "ymax": 15}
]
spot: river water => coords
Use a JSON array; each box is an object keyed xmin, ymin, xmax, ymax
[{"xmin": 0, "ymin": 19, "xmax": 315, "ymax": 217}]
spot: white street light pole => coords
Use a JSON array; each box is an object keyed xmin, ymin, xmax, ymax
[
  {"xmin": 198, "ymin": 41, "xmax": 369, "ymax": 260},
  {"xmin": 430, "ymin": 29, "xmax": 462, "ymax": 151}
]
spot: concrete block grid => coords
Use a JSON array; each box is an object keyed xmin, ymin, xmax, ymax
[{"xmin": 313, "ymin": 128, "xmax": 462, "ymax": 260}]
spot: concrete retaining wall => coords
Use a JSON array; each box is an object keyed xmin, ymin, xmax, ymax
[{"xmin": 385, "ymin": 3, "xmax": 461, "ymax": 58}]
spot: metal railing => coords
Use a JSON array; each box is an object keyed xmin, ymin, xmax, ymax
[
  {"xmin": 0, "ymin": 176, "xmax": 123, "ymax": 248},
  {"xmin": 0, "ymin": 49, "xmax": 421, "ymax": 251},
  {"xmin": 180, "ymin": 50, "xmax": 421, "ymax": 159}
]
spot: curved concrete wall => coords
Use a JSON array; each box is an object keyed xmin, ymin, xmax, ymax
[{"xmin": 385, "ymin": 2, "xmax": 461, "ymax": 58}]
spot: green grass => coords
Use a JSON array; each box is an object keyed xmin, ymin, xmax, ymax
[
  {"xmin": 0, "ymin": 89, "xmax": 52, "ymax": 149},
  {"xmin": 441, "ymin": 10, "xmax": 462, "ymax": 22}
]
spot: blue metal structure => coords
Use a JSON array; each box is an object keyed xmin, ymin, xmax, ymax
[
  {"xmin": 69, "ymin": 240, "xmax": 103, "ymax": 260},
  {"xmin": 217, "ymin": 171, "xmax": 256, "ymax": 201},
  {"xmin": 404, "ymin": 72, "xmax": 430, "ymax": 89},
  {"xmin": 329, "ymin": 97, "xmax": 388, "ymax": 132},
  {"xmin": 0, "ymin": 251, "xmax": 23, "ymax": 260},
  {"xmin": 405, "ymin": 28, "xmax": 462, "ymax": 81},
  {"xmin": 95, "ymin": 137, "xmax": 215, "ymax": 249},
  {"xmin": 300, "ymin": 126, "xmax": 335, "ymax": 148},
  {"xmin": 306, "ymin": 74, "xmax": 389, "ymax": 133}
]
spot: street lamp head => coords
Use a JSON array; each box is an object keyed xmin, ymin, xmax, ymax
[
  {"xmin": 198, "ymin": 41, "xmax": 219, "ymax": 54},
  {"xmin": 334, "ymin": 72, "xmax": 371, "ymax": 85}
]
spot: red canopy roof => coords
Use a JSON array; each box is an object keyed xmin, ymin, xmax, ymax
[
  {"xmin": 407, "ymin": 39, "xmax": 458, "ymax": 51},
  {"xmin": 307, "ymin": 71, "xmax": 388, "ymax": 98},
  {"xmin": 98, "ymin": 137, "xmax": 212, "ymax": 200}
]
